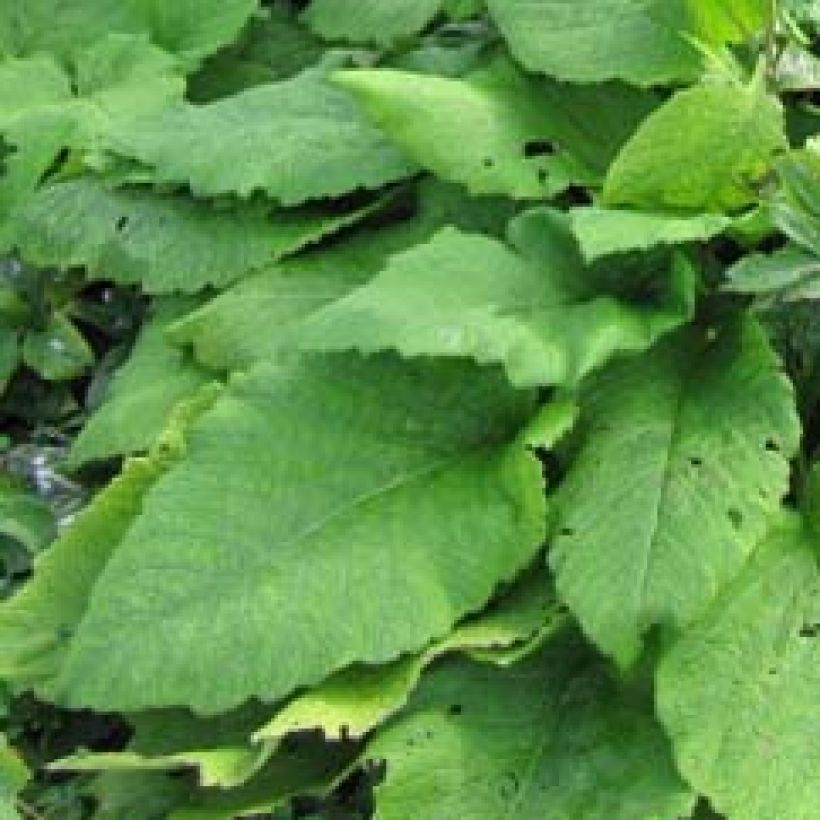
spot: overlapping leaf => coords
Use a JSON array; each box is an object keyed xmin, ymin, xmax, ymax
[
  {"xmin": 10, "ymin": 177, "xmax": 378, "ymax": 293},
  {"xmin": 366, "ymin": 632, "xmax": 695, "ymax": 820},
  {"xmin": 550, "ymin": 319, "xmax": 800, "ymax": 666},
  {"xmin": 294, "ymin": 208, "xmax": 695, "ymax": 388},
  {"xmin": 105, "ymin": 67, "xmax": 417, "ymax": 204},
  {"xmin": 68, "ymin": 300, "xmax": 213, "ymax": 467},
  {"xmin": 336, "ymin": 58, "xmax": 656, "ymax": 198},
  {"xmin": 53, "ymin": 356, "xmax": 556, "ymax": 713},
  {"xmin": 657, "ymin": 515, "xmax": 819, "ymax": 820},
  {"xmin": 604, "ymin": 77, "xmax": 787, "ymax": 212}
]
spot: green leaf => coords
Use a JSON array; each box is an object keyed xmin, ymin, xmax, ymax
[
  {"xmin": 657, "ymin": 517, "xmax": 819, "ymax": 820},
  {"xmin": 724, "ymin": 244, "xmax": 820, "ymax": 300},
  {"xmin": 168, "ymin": 181, "xmax": 518, "ymax": 371},
  {"xmin": 68, "ymin": 300, "xmax": 213, "ymax": 468},
  {"xmin": 686, "ymin": 0, "xmax": 771, "ymax": 42},
  {"xmin": 0, "ymin": 55, "xmax": 72, "ymax": 126},
  {"xmin": 570, "ymin": 207, "xmax": 733, "ymax": 262},
  {"xmin": 0, "ymin": 737, "xmax": 28, "ymax": 820},
  {"xmin": 86, "ymin": 771, "xmax": 190, "ymax": 820},
  {"xmin": 366, "ymin": 633, "xmax": 695, "ymax": 820},
  {"xmin": 335, "ymin": 58, "xmax": 656, "ymax": 198},
  {"xmin": 22, "ymin": 313, "xmax": 94, "ymax": 382},
  {"xmin": 443, "ymin": 0, "xmax": 484, "ymax": 19},
  {"xmin": 486, "ymin": 0, "xmax": 701, "ymax": 85},
  {"xmin": 0, "ymin": 0, "xmax": 257, "ymax": 68},
  {"xmin": 106, "ymin": 67, "xmax": 416, "ymax": 204},
  {"xmin": 603, "ymin": 78, "xmax": 787, "ymax": 212},
  {"xmin": 302, "ymin": 0, "xmax": 442, "ymax": 46},
  {"xmin": 253, "ymin": 563, "xmax": 570, "ymax": 748},
  {"xmin": 294, "ymin": 208, "xmax": 695, "ymax": 388},
  {"xmin": 11, "ymin": 177, "xmax": 378, "ymax": 293},
  {"xmin": 0, "ymin": 482, "xmax": 56, "ymax": 554},
  {"xmin": 0, "ymin": 327, "xmax": 19, "ymax": 390},
  {"xmin": 54, "ymin": 356, "xmax": 551, "ymax": 713},
  {"xmin": 551, "ymin": 318, "xmax": 800, "ymax": 667},
  {"xmin": 0, "ymin": 387, "xmax": 219, "ymax": 693}
]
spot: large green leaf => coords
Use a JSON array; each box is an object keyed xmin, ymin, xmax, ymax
[
  {"xmin": 253, "ymin": 563, "xmax": 570, "ymax": 747},
  {"xmin": 366, "ymin": 633, "xmax": 695, "ymax": 820},
  {"xmin": 10, "ymin": 177, "xmax": 377, "ymax": 293},
  {"xmin": 68, "ymin": 300, "xmax": 213, "ymax": 468},
  {"xmin": 0, "ymin": 0, "xmax": 257, "ymax": 67},
  {"xmin": 105, "ymin": 67, "xmax": 416, "ymax": 204},
  {"xmin": 486, "ymin": 0, "xmax": 701, "ymax": 85},
  {"xmin": 302, "ymin": 0, "xmax": 441, "ymax": 46},
  {"xmin": 551, "ymin": 319, "xmax": 800, "ymax": 667},
  {"xmin": 54, "ymin": 356, "xmax": 553, "ymax": 713},
  {"xmin": 657, "ymin": 516, "xmax": 819, "ymax": 820},
  {"xmin": 294, "ymin": 208, "xmax": 695, "ymax": 388},
  {"xmin": 686, "ymin": 0, "xmax": 771, "ymax": 42},
  {"xmin": 0, "ymin": 388, "xmax": 219, "ymax": 692},
  {"xmin": 335, "ymin": 59, "xmax": 655, "ymax": 198},
  {"xmin": 168, "ymin": 181, "xmax": 518, "ymax": 371},
  {"xmin": 603, "ymin": 77, "xmax": 787, "ymax": 212},
  {"xmin": 569, "ymin": 207, "xmax": 733, "ymax": 262}
]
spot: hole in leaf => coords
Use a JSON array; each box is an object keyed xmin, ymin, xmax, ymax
[
  {"xmin": 727, "ymin": 508, "xmax": 743, "ymax": 529},
  {"xmin": 115, "ymin": 216, "xmax": 129, "ymax": 232},
  {"xmin": 559, "ymin": 527, "xmax": 574, "ymax": 537},
  {"xmin": 537, "ymin": 168, "xmax": 548, "ymax": 184},
  {"xmin": 689, "ymin": 456, "xmax": 703, "ymax": 467},
  {"xmin": 482, "ymin": 157, "xmax": 494, "ymax": 168},
  {"xmin": 448, "ymin": 704, "xmax": 463, "ymax": 716},
  {"xmin": 523, "ymin": 139, "xmax": 556, "ymax": 158},
  {"xmin": 799, "ymin": 622, "xmax": 819, "ymax": 638},
  {"xmin": 765, "ymin": 438, "xmax": 780, "ymax": 452}
]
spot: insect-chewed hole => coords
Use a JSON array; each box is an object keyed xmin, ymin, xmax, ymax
[
  {"xmin": 448, "ymin": 703, "xmax": 463, "ymax": 716},
  {"xmin": 764, "ymin": 438, "xmax": 780, "ymax": 453},
  {"xmin": 559, "ymin": 527, "xmax": 575, "ymax": 537},
  {"xmin": 799, "ymin": 622, "xmax": 819, "ymax": 638},
  {"xmin": 482, "ymin": 157, "xmax": 495, "ymax": 168},
  {"xmin": 116, "ymin": 215, "xmax": 129, "ymax": 232},
  {"xmin": 689, "ymin": 456, "xmax": 703, "ymax": 467},
  {"xmin": 727, "ymin": 508, "xmax": 743, "ymax": 529}
]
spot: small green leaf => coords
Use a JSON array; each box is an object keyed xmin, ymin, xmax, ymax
[
  {"xmin": 604, "ymin": 78, "xmax": 787, "ymax": 212},
  {"xmin": 22, "ymin": 314, "xmax": 94, "ymax": 382},
  {"xmin": 0, "ymin": 736, "xmax": 28, "ymax": 820},
  {"xmin": 724, "ymin": 244, "xmax": 820, "ymax": 300},
  {"xmin": 570, "ymin": 207, "xmax": 733, "ymax": 262},
  {"xmin": 68, "ymin": 299, "xmax": 213, "ymax": 468}
]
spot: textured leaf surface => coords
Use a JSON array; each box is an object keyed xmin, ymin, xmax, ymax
[
  {"xmin": 487, "ymin": 0, "xmax": 701, "ymax": 85},
  {"xmin": 367, "ymin": 633, "xmax": 695, "ymax": 820},
  {"xmin": 55, "ymin": 356, "xmax": 551, "ymax": 713},
  {"xmin": 570, "ymin": 207, "xmax": 733, "ymax": 262},
  {"xmin": 604, "ymin": 79, "xmax": 787, "ymax": 212},
  {"xmin": 0, "ymin": 389, "xmax": 219, "ymax": 693},
  {"xmin": 686, "ymin": 0, "xmax": 770, "ymax": 42},
  {"xmin": 334, "ymin": 59, "xmax": 633, "ymax": 198},
  {"xmin": 107, "ymin": 68, "xmax": 416, "ymax": 203},
  {"xmin": 295, "ymin": 208, "xmax": 695, "ymax": 388},
  {"xmin": 68, "ymin": 300, "xmax": 212, "ymax": 467},
  {"xmin": 11, "ymin": 177, "xmax": 375, "ymax": 293},
  {"xmin": 302, "ymin": 0, "xmax": 441, "ymax": 46},
  {"xmin": 0, "ymin": 0, "xmax": 257, "ymax": 67},
  {"xmin": 657, "ymin": 518, "xmax": 819, "ymax": 820},
  {"xmin": 168, "ymin": 182, "xmax": 518, "ymax": 371},
  {"xmin": 551, "ymin": 319, "xmax": 800, "ymax": 666},
  {"xmin": 254, "ymin": 562, "xmax": 569, "ymax": 747}
]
